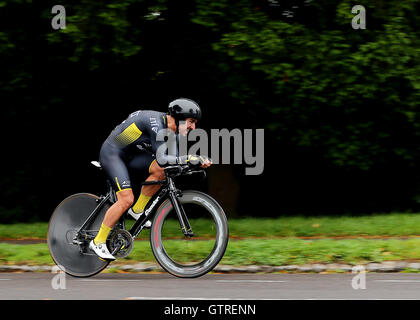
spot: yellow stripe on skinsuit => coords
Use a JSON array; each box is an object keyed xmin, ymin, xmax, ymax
[
  {"xmin": 148, "ymin": 159, "xmax": 157, "ymax": 173},
  {"xmin": 115, "ymin": 177, "xmax": 121, "ymax": 191},
  {"xmin": 114, "ymin": 123, "xmax": 143, "ymax": 147}
]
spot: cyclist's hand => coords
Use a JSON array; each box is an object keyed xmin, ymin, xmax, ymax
[
  {"xmin": 200, "ymin": 156, "xmax": 212, "ymax": 169},
  {"xmin": 187, "ymin": 155, "xmax": 212, "ymax": 168}
]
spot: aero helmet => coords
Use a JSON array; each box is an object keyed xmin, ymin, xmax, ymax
[{"xmin": 168, "ymin": 98, "xmax": 202, "ymax": 121}]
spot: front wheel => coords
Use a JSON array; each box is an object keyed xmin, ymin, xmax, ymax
[{"xmin": 150, "ymin": 190, "xmax": 229, "ymax": 278}]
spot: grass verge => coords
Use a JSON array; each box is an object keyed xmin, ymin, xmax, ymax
[
  {"xmin": 2, "ymin": 238, "xmax": 420, "ymax": 266},
  {"xmin": 3, "ymin": 213, "xmax": 420, "ymax": 239}
]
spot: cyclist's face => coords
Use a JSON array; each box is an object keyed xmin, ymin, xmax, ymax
[{"xmin": 179, "ymin": 118, "xmax": 197, "ymax": 136}]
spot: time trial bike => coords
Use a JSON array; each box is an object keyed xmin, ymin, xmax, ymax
[{"xmin": 47, "ymin": 161, "xmax": 229, "ymax": 278}]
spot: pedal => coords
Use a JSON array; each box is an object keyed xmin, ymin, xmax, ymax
[{"xmin": 108, "ymin": 229, "xmax": 133, "ymax": 258}]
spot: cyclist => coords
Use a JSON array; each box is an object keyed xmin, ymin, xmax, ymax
[{"xmin": 89, "ymin": 98, "xmax": 212, "ymax": 260}]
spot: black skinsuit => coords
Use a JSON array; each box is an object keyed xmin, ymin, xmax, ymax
[{"xmin": 99, "ymin": 110, "xmax": 182, "ymax": 193}]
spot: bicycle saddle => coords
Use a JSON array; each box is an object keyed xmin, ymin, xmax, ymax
[{"xmin": 91, "ymin": 161, "xmax": 102, "ymax": 169}]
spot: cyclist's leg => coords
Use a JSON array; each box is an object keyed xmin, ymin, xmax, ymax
[
  {"xmin": 138, "ymin": 159, "xmax": 165, "ymax": 210},
  {"xmin": 128, "ymin": 154, "xmax": 165, "ymax": 213},
  {"xmin": 102, "ymin": 189, "xmax": 134, "ymax": 228},
  {"xmin": 95, "ymin": 143, "xmax": 134, "ymax": 244}
]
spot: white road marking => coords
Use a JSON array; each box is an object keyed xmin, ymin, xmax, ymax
[
  {"xmin": 78, "ymin": 279, "xmax": 144, "ymax": 282},
  {"xmin": 375, "ymin": 280, "xmax": 420, "ymax": 283},
  {"xmin": 0, "ymin": 279, "xmax": 11, "ymax": 281},
  {"xmin": 125, "ymin": 297, "xmax": 279, "ymax": 300},
  {"xmin": 77, "ymin": 279, "xmax": 287, "ymax": 283},
  {"xmin": 216, "ymin": 280, "xmax": 287, "ymax": 283}
]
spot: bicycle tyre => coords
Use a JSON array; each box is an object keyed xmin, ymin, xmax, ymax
[
  {"xmin": 150, "ymin": 190, "xmax": 229, "ymax": 278},
  {"xmin": 47, "ymin": 193, "xmax": 111, "ymax": 277}
]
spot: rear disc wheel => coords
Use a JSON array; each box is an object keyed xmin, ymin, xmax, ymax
[{"xmin": 47, "ymin": 193, "xmax": 111, "ymax": 277}]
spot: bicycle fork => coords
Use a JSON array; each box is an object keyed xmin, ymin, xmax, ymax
[{"xmin": 167, "ymin": 179, "xmax": 194, "ymax": 237}]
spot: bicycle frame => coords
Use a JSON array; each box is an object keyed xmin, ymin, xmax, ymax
[{"xmin": 74, "ymin": 172, "xmax": 194, "ymax": 246}]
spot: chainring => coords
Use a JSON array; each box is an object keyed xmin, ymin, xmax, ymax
[{"xmin": 108, "ymin": 229, "xmax": 134, "ymax": 258}]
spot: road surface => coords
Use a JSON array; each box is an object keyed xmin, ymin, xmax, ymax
[{"xmin": 1, "ymin": 272, "xmax": 420, "ymax": 300}]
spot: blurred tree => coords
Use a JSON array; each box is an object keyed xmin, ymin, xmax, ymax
[
  {"xmin": 191, "ymin": 0, "xmax": 420, "ymax": 215},
  {"xmin": 192, "ymin": 0, "xmax": 420, "ymax": 171},
  {"xmin": 0, "ymin": 0, "xmax": 419, "ymax": 221}
]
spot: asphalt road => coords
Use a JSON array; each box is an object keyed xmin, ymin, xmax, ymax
[{"xmin": 1, "ymin": 272, "xmax": 420, "ymax": 300}]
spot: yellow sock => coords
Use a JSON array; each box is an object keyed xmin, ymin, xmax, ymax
[
  {"xmin": 94, "ymin": 223, "xmax": 112, "ymax": 245},
  {"xmin": 132, "ymin": 193, "xmax": 151, "ymax": 213}
]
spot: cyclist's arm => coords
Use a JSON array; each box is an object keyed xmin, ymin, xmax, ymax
[
  {"xmin": 149, "ymin": 125, "xmax": 186, "ymax": 167},
  {"xmin": 148, "ymin": 120, "xmax": 211, "ymax": 167}
]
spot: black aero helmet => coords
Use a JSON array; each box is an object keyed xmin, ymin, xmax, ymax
[{"xmin": 168, "ymin": 98, "xmax": 202, "ymax": 121}]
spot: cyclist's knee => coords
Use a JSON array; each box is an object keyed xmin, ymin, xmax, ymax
[
  {"xmin": 116, "ymin": 190, "xmax": 134, "ymax": 210},
  {"xmin": 152, "ymin": 170, "xmax": 165, "ymax": 180},
  {"xmin": 150, "ymin": 161, "xmax": 165, "ymax": 180}
]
